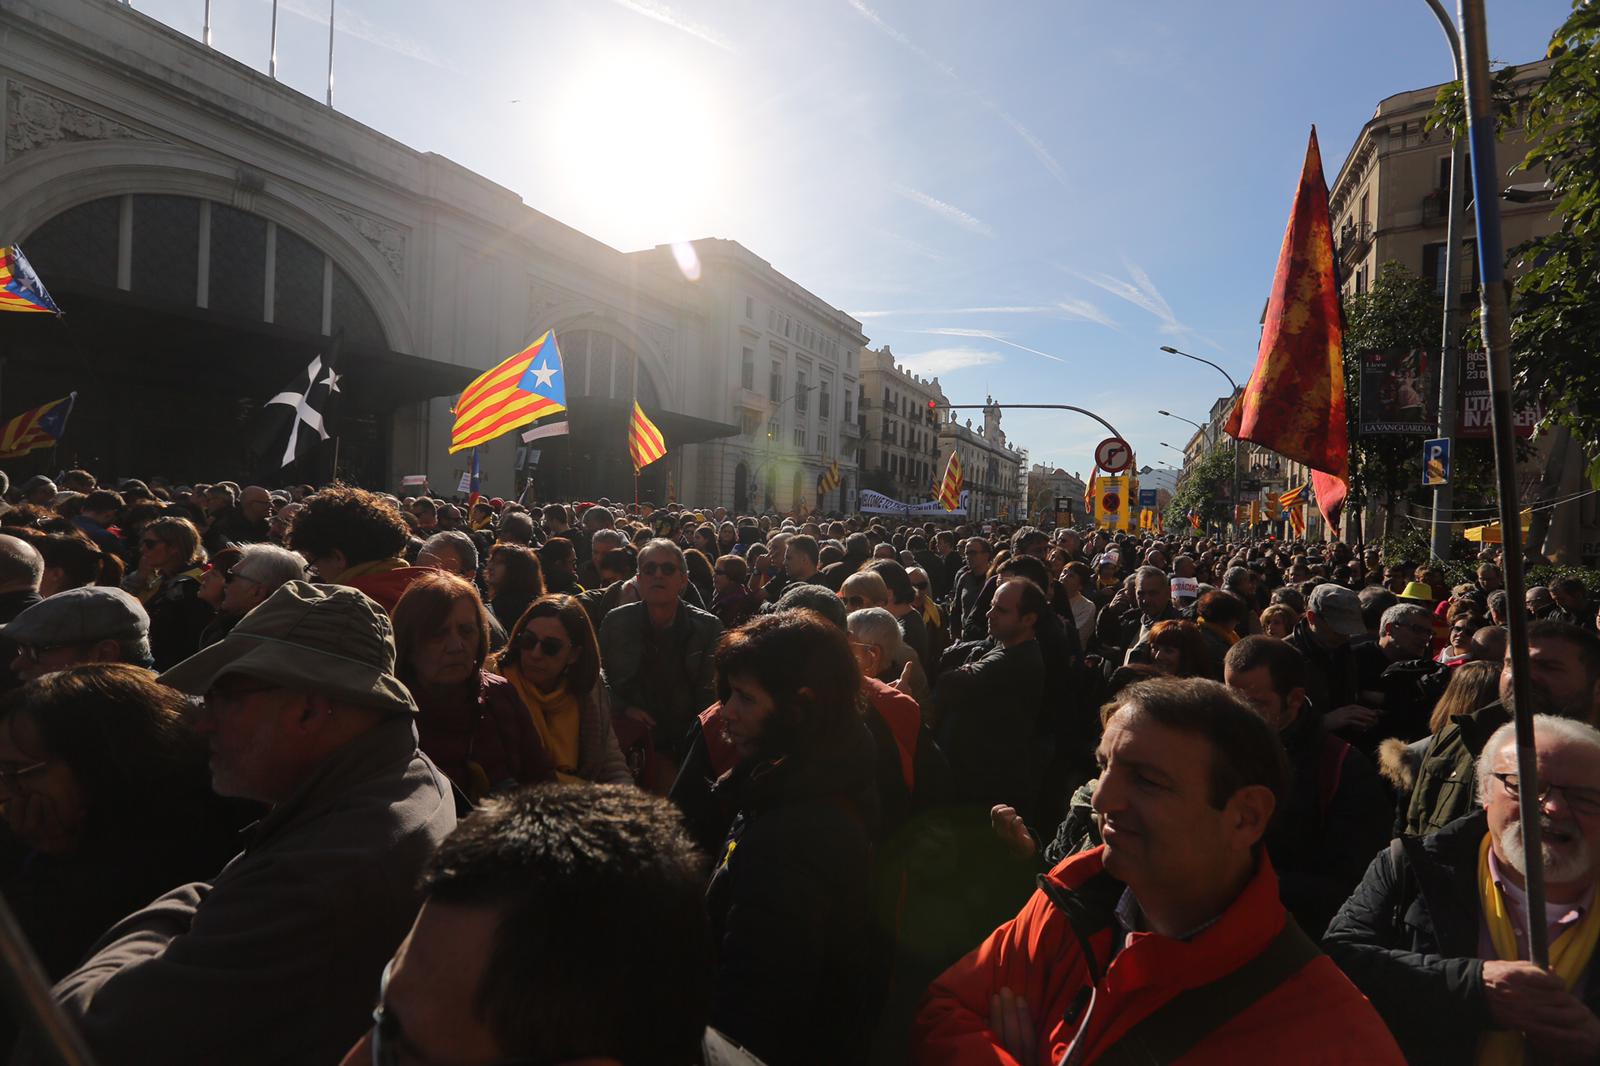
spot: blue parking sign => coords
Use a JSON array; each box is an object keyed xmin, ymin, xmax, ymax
[{"xmin": 1423, "ymin": 437, "xmax": 1451, "ymax": 487}]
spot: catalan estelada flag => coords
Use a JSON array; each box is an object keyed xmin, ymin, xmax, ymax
[
  {"xmin": 629, "ymin": 401, "xmax": 667, "ymax": 471},
  {"xmin": 1224, "ymin": 128, "xmax": 1349, "ymax": 533},
  {"xmin": 450, "ymin": 331, "xmax": 566, "ymax": 453},
  {"xmin": 1084, "ymin": 469, "xmax": 1097, "ymax": 518},
  {"xmin": 936, "ymin": 450, "xmax": 963, "ymax": 511},
  {"xmin": 818, "ymin": 459, "xmax": 841, "ymax": 493},
  {"xmin": 0, "ymin": 245, "xmax": 60, "ymax": 315},
  {"xmin": 1287, "ymin": 504, "xmax": 1307, "ymax": 538},
  {"xmin": 1278, "ymin": 483, "xmax": 1308, "ymax": 510},
  {"xmin": 0, "ymin": 393, "xmax": 76, "ymax": 459}
]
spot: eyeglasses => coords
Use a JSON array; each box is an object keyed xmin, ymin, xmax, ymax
[
  {"xmin": 1492, "ymin": 772, "xmax": 1600, "ymax": 817},
  {"xmin": 0, "ymin": 760, "xmax": 49, "ymax": 790},
  {"xmin": 515, "ymin": 634, "xmax": 568, "ymax": 658},
  {"xmin": 638, "ymin": 561, "xmax": 680, "ymax": 577},
  {"xmin": 369, "ymin": 959, "xmax": 544, "ymax": 1066},
  {"xmin": 843, "ymin": 595, "xmax": 869, "ymax": 608},
  {"xmin": 203, "ymin": 677, "xmax": 285, "ymax": 711}
]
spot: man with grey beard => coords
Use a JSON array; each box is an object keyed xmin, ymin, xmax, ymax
[
  {"xmin": 1324, "ymin": 715, "xmax": 1600, "ymax": 1064},
  {"xmin": 1401, "ymin": 619, "xmax": 1600, "ymax": 837}
]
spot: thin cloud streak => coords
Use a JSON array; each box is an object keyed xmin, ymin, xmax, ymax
[
  {"xmin": 897, "ymin": 347, "xmax": 1004, "ymax": 376},
  {"xmin": 1075, "ymin": 259, "xmax": 1224, "ymax": 348},
  {"xmin": 1057, "ymin": 298, "xmax": 1117, "ymax": 329},
  {"xmin": 893, "ymin": 186, "xmax": 994, "ymax": 237},
  {"xmin": 852, "ymin": 306, "xmax": 1054, "ymax": 319},
  {"xmin": 919, "ymin": 328, "xmax": 1066, "ymax": 364},
  {"xmin": 846, "ymin": 0, "xmax": 1067, "ymax": 188},
  {"xmin": 607, "ymin": 0, "xmax": 736, "ymax": 51}
]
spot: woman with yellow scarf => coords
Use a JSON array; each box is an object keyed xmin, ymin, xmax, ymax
[{"xmin": 491, "ymin": 594, "xmax": 631, "ymax": 785}]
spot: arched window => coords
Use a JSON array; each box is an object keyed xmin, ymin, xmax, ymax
[
  {"xmin": 558, "ymin": 329, "xmax": 660, "ymax": 408},
  {"xmin": 22, "ymin": 195, "xmax": 388, "ymax": 350}
]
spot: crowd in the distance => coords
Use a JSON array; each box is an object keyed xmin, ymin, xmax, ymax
[{"xmin": 0, "ymin": 465, "xmax": 1596, "ymax": 1064}]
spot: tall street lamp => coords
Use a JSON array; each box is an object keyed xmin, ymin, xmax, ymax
[{"xmin": 1160, "ymin": 346, "xmax": 1244, "ymax": 532}]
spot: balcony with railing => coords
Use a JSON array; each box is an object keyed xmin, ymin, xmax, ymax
[{"xmin": 1338, "ymin": 220, "xmax": 1374, "ymax": 266}]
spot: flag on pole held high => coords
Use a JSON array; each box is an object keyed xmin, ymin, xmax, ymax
[
  {"xmin": 467, "ymin": 448, "xmax": 482, "ymax": 508},
  {"xmin": 936, "ymin": 450, "xmax": 963, "ymax": 511},
  {"xmin": 628, "ymin": 402, "xmax": 667, "ymax": 471},
  {"xmin": 257, "ymin": 344, "xmax": 341, "ymax": 468},
  {"xmin": 1224, "ymin": 128, "xmax": 1350, "ymax": 533},
  {"xmin": 0, "ymin": 245, "xmax": 61, "ymax": 315},
  {"xmin": 1084, "ymin": 469, "xmax": 1097, "ymax": 519},
  {"xmin": 452, "ymin": 331, "xmax": 566, "ymax": 453},
  {"xmin": 818, "ymin": 459, "xmax": 841, "ymax": 493},
  {"xmin": 0, "ymin": 394, "xmax": 76, "ymax": 459}
]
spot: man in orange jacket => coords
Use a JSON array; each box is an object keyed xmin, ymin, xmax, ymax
[{"xmin": 913, "ymin": 676, "xmax": 1403, "ymax": 1065}]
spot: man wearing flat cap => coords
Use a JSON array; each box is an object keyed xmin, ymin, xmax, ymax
[
  {"xmin": 44, "ymin": 581, "xmax": 457, "ymax": 1066},
  {"xmin": 3, "ymin": 586, "xmax": 151, "ymax": 684}
]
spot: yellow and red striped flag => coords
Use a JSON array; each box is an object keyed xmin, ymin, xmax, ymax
[
  {"xmin": 0, "ymin": 393, "xmax": 75, "ymax": 459},
  {"xmin": 1287, "ymin": 504, "xmax": 1307, "ymax": 537},
  {"xmin": 450, "ymin": 331, "xmax": 566, "ymax": 454},
  {"xmin": 629, "ymin": 401, "xmax": 667, "ymax": 471},
  {"xmin": 1224, "ymin": 128, "xmax": 1349, "ymax": 532},
  {"xmin": 1279, "ymin": 483, "xmax": 1308, "ymax": 510},
  {"xmin": 818, "ymin": 459, "xmax": 841, "ymax": 493},
  {"xmin": 936, "ymin": 450, "xmax": 963, "ymax": 511}
]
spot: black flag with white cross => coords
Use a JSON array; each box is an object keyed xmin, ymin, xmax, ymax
[{"xmin": 254, "ymin": 336, "xmax": 343, "ymax": 469}]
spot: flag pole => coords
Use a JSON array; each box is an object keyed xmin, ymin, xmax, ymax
[
  {"xmin": 269, "ymin": 0, "xmax": 278, "ymax": 78},
  {"xmin": 1459, "ymin": 0, "xmax": 1547, "ymax": 969},
  {"xmin": 325, "ymin": 0, "xmax": 336, "ymax": 107}
]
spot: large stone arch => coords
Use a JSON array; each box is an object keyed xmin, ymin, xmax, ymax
[{"xmin": 0, "ymin": 139, "xmax": 415, "ymax": 353}]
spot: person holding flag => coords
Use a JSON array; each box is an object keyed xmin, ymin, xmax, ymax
[
  {"xmin": 937, "ymin": 450, "xmax": 963, "ymax": 512},
  {"xmin": 452, "ymin": 331, "xmax": 567, "ymax": 454}
]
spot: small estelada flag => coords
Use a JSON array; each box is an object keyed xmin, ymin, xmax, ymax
[
  {"xmin": 629, "ymin": 401, "xmax": 667, "ymax": 471},
  {"xmin": 0, "ymin": 393, "xmax": 76, "ymax": 459},
  {"xmin": 936, "ymin": 450, "xmax": 963, "ymax": 511},
  {"xmin": 818, "ymin": 459, "xmax": 841, "ymax": 493}
]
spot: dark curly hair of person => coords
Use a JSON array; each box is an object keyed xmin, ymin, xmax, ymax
[{"xmin": 288, "ymin": 486, "xmax": 410, "ymax": 569}]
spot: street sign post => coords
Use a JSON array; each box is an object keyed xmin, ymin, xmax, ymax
[{"xmin": 1422, "ymin": 437, "xmax": 1451, "ymax": 487}]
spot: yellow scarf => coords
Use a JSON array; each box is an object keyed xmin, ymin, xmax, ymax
[
  {"xmin": 1476, "ymin": 832, "xmax": 1600, "ymax": 1066},
  {"xmin": 505, "ymin": 667, "xmax": 583, "ymax": 783},
  {"xmin": 339, "ymin": 557, "xmax": 409, "ymax": 580}
]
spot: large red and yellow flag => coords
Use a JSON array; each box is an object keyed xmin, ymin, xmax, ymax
[
  {"xmin": 1083, "ymin": 469, "xmax": 1097, "ymax": 518},
  {"xmin": 1224, "ymin": 128, "xmax": 1349, "ymax": 533},
  {"xmin": 936, "ymin": 450, "xmax": 963, "ymax": 511},
  {"xmin": 628, "ymin": 401, "xmax": 667, "ymax": 471},
  {"xmin": 450, "ymin": 331, "xmax": 566, "ymax": 453}
]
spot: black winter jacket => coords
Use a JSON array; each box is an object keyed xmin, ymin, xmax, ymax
[
  {"xmin": 1323, "ymin": 810, "xmax": 1600, "ymax": 1064},
  {"xmin": 705, "ymin": 721, "xmax": 882, "ymax": 1066}
]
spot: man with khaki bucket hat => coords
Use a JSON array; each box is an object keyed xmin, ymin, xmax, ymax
[{"xmin": 44, "ymin": 581, "xmax": 458, "ymax": 1066}]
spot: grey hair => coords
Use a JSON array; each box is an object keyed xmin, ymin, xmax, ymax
[
  {"xmin": 1381, "ymin": 603, "xmax": 1432, "ymax": 634},
  {"xmin": 420, "ymin": 530, "xmax": 479, "ymax": 573},
  {"xmin": 639, "ymin": 537, "xmax": 686, "ymax": 569},
  {"xmin": 0, "ymin": 534, "xmax": 44, "ymax": 591},
  {"xmin": 1488, "ymin": 589, "xmax": 1509, "ymax": 615},
  {"xmin": 119, "ymin": 634, "xmax": 155, "ymax": 669},
  {"xmin": 846, "ymin": 607, "xmax": 904, "ymax": 657},
  {"xmin": 1475, "ymin": 715, "xmax": 1600, "ymax": 803},
  {"xmin": 1223, "ymin": 566, "xmax": 1253, "ymax": 589},
  {"xmin": 1133, "ymin": 565, "xmax": 1169, "ymax": 587},
  {"xmin": 590, "ymin": 528, "xmax": 626, "ymax": 551},
  {"xmin": 232, "ymin": 543, "xmax": 309, "ymax": 590}
]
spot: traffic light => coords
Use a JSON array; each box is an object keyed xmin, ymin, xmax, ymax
[{"xmin": 927, "ymin": 400, "xmax": 938, "ymax": 411}]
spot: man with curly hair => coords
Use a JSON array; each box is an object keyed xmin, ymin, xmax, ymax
[{"xmin": 288, "ymin": 487, "xmax": 433, "ymax": 613}]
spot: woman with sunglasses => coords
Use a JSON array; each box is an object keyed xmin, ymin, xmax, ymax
[
  {"xmin": 490, "ymin": 595, "xmax": 630, "ymax": 785},
  {"xmin": 125, "ymin": 516, "xmax": 215, "ymax": 670}
]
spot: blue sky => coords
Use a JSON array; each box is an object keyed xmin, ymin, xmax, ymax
[{"xmin": 133, "ymin": 0, "xmax": 1573, "ymax": 480}]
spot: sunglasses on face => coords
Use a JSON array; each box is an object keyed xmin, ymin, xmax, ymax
[
  {"xmin": 639, "ymin": 562, "xmax": 680, "ymax": 577},
  {"xmin": 515, "ymin": 635, "xmax": 568, "ymax": 658}
]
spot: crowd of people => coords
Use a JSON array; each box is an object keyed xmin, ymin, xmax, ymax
[{"xmin": 0, "ymin": 465, "xmax": 1596, "ymax": 1063}]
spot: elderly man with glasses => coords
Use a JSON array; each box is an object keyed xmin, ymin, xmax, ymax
[
  {"xmin": 43, "ymin": 581, "xmax": 456, "ymax": 1066},
  {"xmin": 1325, "ymin": 715, "xmax": 1600, "ymax": 1065},
  {"xmin": 597, "ymin": 538, "xmax": 722, "ymax": 794}
]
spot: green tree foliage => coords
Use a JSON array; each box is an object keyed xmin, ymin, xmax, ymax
[
  {"xmin": 1165, "ymin": 443, "xmax": 1236, "ymax": 531},
  {"xmin": 1513, "ymin": 2, "xmax": 1600, "ymax": 484}
]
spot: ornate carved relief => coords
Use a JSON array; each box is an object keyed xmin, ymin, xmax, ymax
[
  {"xmin": 5, "ymin": 84, "xmax": 159, "ymax": 157},
  {"xmin": 322, "ymin": 201, "xmax": 406, "ymax": 279}
]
